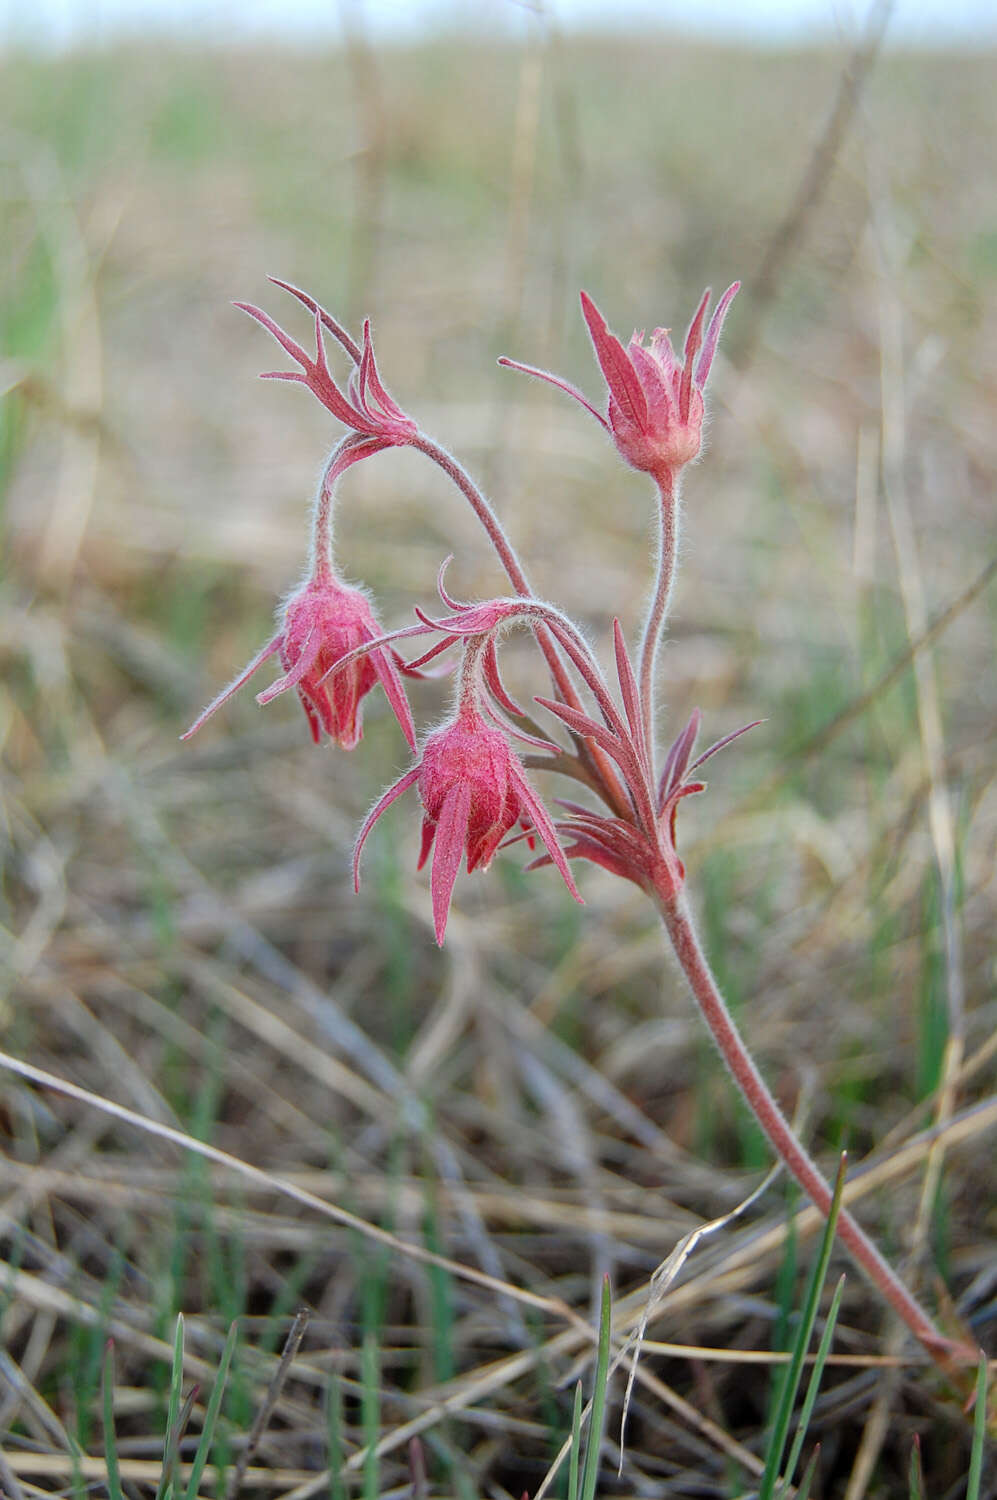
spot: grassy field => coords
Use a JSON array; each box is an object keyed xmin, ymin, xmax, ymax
[{"xmin": 1, "ymin": 19, "xmax": 996, "ymax": 1499}]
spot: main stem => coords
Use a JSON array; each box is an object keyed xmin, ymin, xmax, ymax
[
  {"xmin": 657, "ymin": 886, "xmax": 973, "ymax": 1369},
  {"xmin": 637, "ymin": 468, "xmax": 679, "ymax": 760}
]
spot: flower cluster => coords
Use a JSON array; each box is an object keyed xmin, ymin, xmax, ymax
[{"xmin": 184, "ymin": 280, "xmax": 745, "ymax": 942}]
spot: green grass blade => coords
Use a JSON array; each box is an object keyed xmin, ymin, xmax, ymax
[
  {"xmin": 908, "ymin": 1434, "xmax": 924, "ymax": 1500},
  {"xmin": 966, "ymin": 1354, "xmax": 988, "ymax": 1500},
  {"xmin": 759, "ymin": 1155, "xmax": 846, "ymax": 1500},
  {"xmin": 174, "ymin": 1388, "xmax": 201, "ymax": 1486},
  {"xmin": 421, "ymin": 1190, "xmax": 456, "ymax": 1385},
  {"xmin": 326, "ymin": 1370, "xmax": 345, "ymax": 1500},
  {"xmin": 794, "ymin": 1443, "xmax": 821, "ymax": 1500},
  {"xmin": 568, "ymin": 1381, "xmax": 582, "ymax": 1500},
  {"xmin": 184, "ymin": 1319, "xmax": 238, "ymax": 1500},
  {"xmin": 155, "ymin": 1314, "xmax": 186, "ymax": 1500},
  {"xmin": 361, "ymin": 1330, "xmax": 380, "ymax": 1500},
  {"xmin": 578, "ymin": 1276, "xmax": 612, "ymax": 1500},
  {"xmin": 776, "ymin": 1274, "xmax": 844, "ymax": 1498},
  {"xmin": 102, "ymin": 1342, "xmax": 124, "ymax": 1500}
]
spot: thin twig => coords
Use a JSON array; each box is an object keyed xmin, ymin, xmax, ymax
[
  {"xmin": 225, "ymin": 1308, "xmax": 311, "ymax": 1500},
  {"xmin": 723, "ymin": 552, "xmax": 997, "ymax": 820},
  {"xmin": 0, "ymin": 1050, "xmax": 586, "ymax": 1331},
  {"xmin": 736, "ymin": 0, "xmax": 895, "ymax": 368}
]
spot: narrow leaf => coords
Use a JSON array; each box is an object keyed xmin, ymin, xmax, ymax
[
  {"xmin": 326, "ymin": 1370, "xmax": 345, "ymax": 1500},
  {"xmin": 776, "ymin": 1274, "xmax": 844, "ymax": 1498},
  {"xmin": 568, "ymin": 1382, "xmax": 583, "ymax": 1500},
  {"xmin": 908, "ymin": 1435, "xmax": 924, "ymax": 1500},
  {"xmin": 484, "ymin": 636, "xmax": 527, "ymax": 717},
  {"xmin": 759, "ymin": 1155, "xmax": 847, "ymax": 1500},
  {"xmin": 579, "ymin": 1277, "xmax": 612, "ymax": 1500},
  {"xmin": 367, "ymin": 645, "xmax": 418, "ymax": 751},
  {"xmin": 255, "ymin": 624, "xmax": 319, "ymax": 704},
  {"xmin": 658, "ymin": 709, "xmax": 701, "ymax": 807},
  {"xmin": 966, "ymin": 1355, "xmax": 988, "ymax": 1500},
  {"xmin": 429, "ymin": 780, "xmax": 473, "ymax": 944},
  {"xmin": 155, "ymin": 1315, "xmax": 186, "ymax": 1500},
  {"xmin": 103, "ymin": 1343, "xmax": 124, "ymax": 1500},
  {"xmin": 184, "ymin": 1319, "xmax": 238, "ymax": 1500},
  {"xmin": 180, "ymin": 637, "xmax": 281, "ymax": 740},
  {"xmin": 507, "ymin": 762, "xmax": 582, "ymax": 903},
  {"xmin": 361, "ymin": 1331, "xmax": 380, "ymax": 1500},
  {"xmin": 794, "ymin": 1444, "xmax": 821, "ymax": 1500}
]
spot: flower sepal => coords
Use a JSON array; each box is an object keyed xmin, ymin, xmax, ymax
[{"xmin": 354, "ymin": 706, "xmax": 581, "ymax": 945}]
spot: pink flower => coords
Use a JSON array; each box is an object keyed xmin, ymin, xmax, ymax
[
  {"xmin": 181, "ymin": 575, "xmax": 416, "ymax": 750},
  {"xmin": 353, "ymin": 709, "xmax": 581, "ymax": 945},
  {"xmin": 500, "ymin": 284, "xmax": 738, "ymax": 477},
  {"xmin": 235, "ymin": 279, "xmax": 417, "ymax": 449}
]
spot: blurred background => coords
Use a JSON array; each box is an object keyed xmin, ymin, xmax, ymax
[{"xmin": 2, "ymin": 0, "xmax": 996, "ymax": 1495}]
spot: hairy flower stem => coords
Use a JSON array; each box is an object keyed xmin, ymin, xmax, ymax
[
  {"xmin": 658, "ymin": 886, "xmax": 974, "ymax": 1370},
  {"xmin": 638, "ymin": 468, "xmax": 679, "ymax": 758},
  {"xmin": 311, "ymin": 457, "xmax": 338, "ymax": 583},
  {"xmin": 412, "ymin": 431, "xmax": 631, "ymax": 818},
  {"xmin": 412, "ymin": 434, "xmax": 531, "ymax": 595}
]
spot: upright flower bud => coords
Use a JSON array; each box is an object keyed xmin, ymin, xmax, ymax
[{"xmin": 500, "ymin": 283, "xmax": 739, "ymax": 479}]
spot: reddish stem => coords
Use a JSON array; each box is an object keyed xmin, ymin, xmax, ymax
[
  {"xmin": 311, "ymin": 455, "xmax": 339, "ymax": 583},
  {"xmin": 637, "ymin": 467, "xmax": 679, "ymax": 762},
  {"xmin": 411, "ymin": 434, "xmax": 530, "ymax": 596},
  {"xmin": 657, "ymin": 886, "xmax": 975, "ymax": 1371},
  {"xmin": 411, "ymin": 432, "xmax": 631, "ymax": 818}
]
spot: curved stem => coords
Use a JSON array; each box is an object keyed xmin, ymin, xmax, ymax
[
  {"xmin": 412, "ymin": 431, "xmax": 632, "ymax": 818},
  {"xmin": 311, "ymin": 448, "xmax": 342, "ymax": 583},
  {"xmin": 411, "ymin": 433, "xmax": 531, "ymax": 595},
  {"xmin": 637, "ymin": 467, "xmax": 679, "ymax": 762},
  {"xmin": 657, "ymin": 886, "xmax": 975, "ymax": 1370}
]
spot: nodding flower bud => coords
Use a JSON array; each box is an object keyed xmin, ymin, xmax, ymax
[
  {"xmin": 181, "ymin": 575, "xmax": 416, "ymax": 751},
  {"xmin": 501, "ymin": 283, "xmax": 739, "ymax": 479},
  {"xmin": 354, "ymin": 704, "xmax": 580, "ymax": 945}
]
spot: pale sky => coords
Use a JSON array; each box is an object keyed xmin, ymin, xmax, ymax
[{"xmin": 4, "ymin": 0, "xmax": 997, "ymax": 50}]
